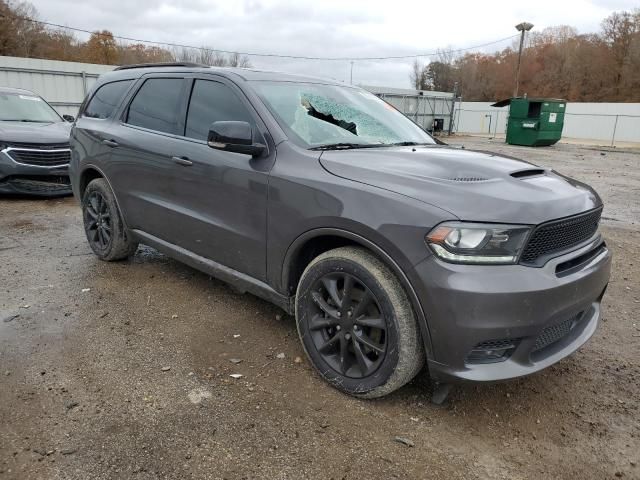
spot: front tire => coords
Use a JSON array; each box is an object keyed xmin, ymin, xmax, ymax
[
  {"xmin": 295, "ymin": 246, "xmax": 424, "ymax": 398},
  {"xmin": 82, "ymin": 178, "xmax": 138, "ymax": 261}
]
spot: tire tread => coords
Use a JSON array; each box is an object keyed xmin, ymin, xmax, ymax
[
  {"xmin": 83, "ymin": 178, "xmax": 138, "ymax": 262},
  {"xmin": 296, "ymin": 246, "xmax": 424, "ymax": 398}
]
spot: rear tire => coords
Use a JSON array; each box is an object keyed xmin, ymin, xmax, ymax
[
  {"xmin": 295, "ymin": 246, "xmax": 424, "ymax": 398},
  {"xmin": 82, "ymin": 178, "xmax": 138, "ymax": 261}
]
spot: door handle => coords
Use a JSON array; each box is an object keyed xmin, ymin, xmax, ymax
[
  {"xmin": 172, "ymin": 156, "xmax": 193, "ymax": 166},
  {"xmin": 102, "ymin": 139, "xmax": 119, "ymax": 148}
]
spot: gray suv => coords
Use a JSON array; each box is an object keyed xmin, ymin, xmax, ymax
[
  {"xmin": 1, "ymin": 86, "xmax": 74, "ymax": 196},
  {"xmin": 69, "ymin": 63, "xmax": 611, "ymax": 399}
]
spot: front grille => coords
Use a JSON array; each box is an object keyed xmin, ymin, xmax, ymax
[
  {"xmin": 6, "ymin": 148, "xmax": 71, "ymax": 167},
  {"xmin": 520, "ymin": 208, "xmax": 602, "ymax": 265},
  {"xmin": 532, "ymin": 312, "xmax": 582, "ymax": 353}
]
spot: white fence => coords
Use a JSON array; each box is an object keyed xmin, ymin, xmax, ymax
[
  {"xmin": 454, "ymin": 101, "xmax": 640, "ymax": 146},
  {"xmin": 0, "ymin": 55, "xmax": 114, "ymax": 116}
]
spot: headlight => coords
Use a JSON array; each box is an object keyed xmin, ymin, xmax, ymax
[{"xmin": 426, "ymin": 222, "xmax": 531, "ymax": 264}]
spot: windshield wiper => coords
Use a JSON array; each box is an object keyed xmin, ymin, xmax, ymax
[
  {"xmin": 309, "ymin": 142, "xmax": 382, "ymax": 151},
  {"xmin": 0, "ymin": 119, "xmax": 50, "ymax": 123},
  {"xmin": 384, "ymin": 141, "xmax": 433, "ymax": 146},
  {"xmin": 309, "ymin": 141, "xmax": 438, "ymax": 151}
]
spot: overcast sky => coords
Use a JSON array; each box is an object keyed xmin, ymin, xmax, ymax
[{"xmin": 29, "ymin": 0, "xmax": 638, "ymax": 88}]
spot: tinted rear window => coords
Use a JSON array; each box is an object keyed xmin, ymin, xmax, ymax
[
  {"xmin": 83, "ymin": 80, "xmax": 132, "ymax": 119},
  {"xmin": 127, "ymin": 78, "xmax": 184, "ymax": 134},
  {"xmin": 185, "ymin": 80, "xmax": 255, "ymax": 141}
]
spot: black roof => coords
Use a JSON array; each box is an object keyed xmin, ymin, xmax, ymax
[{"xmin": 114, "ymin": 62, "xmax": 208, "ymax": 71}]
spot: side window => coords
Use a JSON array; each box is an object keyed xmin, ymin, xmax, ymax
[
  {"xmin": 83, "ymin": 80, "xmax": 132, "ymax": 119},
  {"xmin": 185, "ymin": 80, "xmax": 256, "ymax": 141},
  {"xmin": 126, "ymin": 78, "xmax": 184, "ymax": 134}
]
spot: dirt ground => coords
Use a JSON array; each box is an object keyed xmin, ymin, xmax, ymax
[{"xmin": 1, "ymin": 136, "xmax": 639, "ymax": 480}]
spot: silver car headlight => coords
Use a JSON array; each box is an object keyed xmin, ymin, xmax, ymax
[{"xmin": 425, "ymin": 222, "xmax": 531, "ymax": 264}]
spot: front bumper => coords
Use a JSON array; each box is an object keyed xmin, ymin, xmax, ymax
[
  {"xmin": 414, "ymin": 236, "xmax": 611, "ymax": 383},
  {"xmin": 0, "ymin": 149, "xmax": 71, "ymax": 196}
]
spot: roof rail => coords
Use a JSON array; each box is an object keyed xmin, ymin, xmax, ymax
[{"xmin": 114, "ymin": 62, "xmax": 209, "ymax": 71}]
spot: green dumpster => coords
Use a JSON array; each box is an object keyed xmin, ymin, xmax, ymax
[{"xmin": 492, "ymin": 97, "xmax": 566, "ymax": 146}]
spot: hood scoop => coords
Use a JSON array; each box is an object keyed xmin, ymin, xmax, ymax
[{"xmin": 511, "ymin": 168, "xmax": 546, "ymax": 179}]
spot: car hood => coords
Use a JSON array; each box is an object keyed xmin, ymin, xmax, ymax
[
  {"xmin": 319, "ymin": 145, "xmax": 601, "ymax": 225},
  {"xmin": 0, "ymin": 121, "xmax": 71, "ymax": 144}
]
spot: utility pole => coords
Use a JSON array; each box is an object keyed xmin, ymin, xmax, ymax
[
  {"xmin": 448, "ymin": 81, "xmax": 458, "ymax": 135},
  {"xmin": 350, "ymin": 61, "xmax": 354, "ymax": 85},
  {"xmin": 514, "ymin": 22, "xmax": 534, "ymax": 97}
]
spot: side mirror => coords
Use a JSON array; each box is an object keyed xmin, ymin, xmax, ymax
[
  {"xmin": 62, "ymin": 114, "xmax": 75, "ymax": 122},
  {"xmin": 207, "ymin": 121, "xmax": 265, "ymax": 157}
]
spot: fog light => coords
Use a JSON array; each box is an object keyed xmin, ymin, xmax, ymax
[{"xmin": 465, "ymin": 339, "xmax": 520, "ymax": 364}]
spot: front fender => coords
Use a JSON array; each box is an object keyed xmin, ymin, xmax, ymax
[{"xmin": 280, "ymin": 226, "xmax": 436, "ymax": 363}]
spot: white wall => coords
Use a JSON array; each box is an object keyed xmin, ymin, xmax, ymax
[
  {"xmin": 455, "ymin": 102, "xmax": 506, "ymax": 136},
  {"xmin": 454, "ymin": 101, "xmax": 640, "ymax": 145},
  {"xmin": 0, "ymin": 56, "xmax": 114, "ymax": 116}
]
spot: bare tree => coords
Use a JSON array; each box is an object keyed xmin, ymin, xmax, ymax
[
  {"xmin": 173, "ymin": 46, "xmax": 198, "ymax": 63},
  {"xmin": 410, "ymin": 59, "xmax": 428, "ymax": 90},
  {"xmin": 601, "ymin": 9, "xmax": 640, "ymax": 95},
  {"xmin": 195, "ymin": 47, "xmax": 223, "ymax": 66},
  {"xmin": 209, "ymin": 51, "xmax": 229, "ymax": 67},
  {"xmin": 228, "ymin": 52, "xmax": 252, "ymax": 68},
  {"xmin": 171, "ymin": 46, "xmax": 251, "ymax": 67},
  {"xmin": 436, "ymin": 47, "xmax": 455, "ymax": 66}
]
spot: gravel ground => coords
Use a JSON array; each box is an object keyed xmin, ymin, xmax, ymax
[{"xmin": 1, "ymin": 136, "xmax": 639, "ymax": 480}]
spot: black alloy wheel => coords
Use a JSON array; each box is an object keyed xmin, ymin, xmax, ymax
[
  {"xmin": 296, "ymin": 247, "xmax": 424, "ymax": 398},
  {"xmin": 81, "ymin": 178, "xmax": 138, "ymax": 261},
  {"xmin": 309, "ymin": 272, "xmax": 388, "ymax": 378},
  {"xmin": 84, "ymin": 190, "xmax": 112, "ymax": 251}
]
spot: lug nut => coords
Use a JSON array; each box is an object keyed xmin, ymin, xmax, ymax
[
  {"xmin": 336, "ymin": 325, "xmax": 341, "ymax": 331},
  {"xmin": 336, "ymin": 312, "xmax": 341, "ymax": 318},
  {"xmin": 345, "ymin": 333, "xmax": 351, "ymax": 340}
]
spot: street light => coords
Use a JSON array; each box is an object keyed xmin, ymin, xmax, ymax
[{"xmin": 514, "ymin": 21, "xmax": 534, "ymax": 97}]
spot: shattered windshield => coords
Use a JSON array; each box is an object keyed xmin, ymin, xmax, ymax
[{"xmin": 252, "ymin": 81, "xmax": 436, "ymax": 149}]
